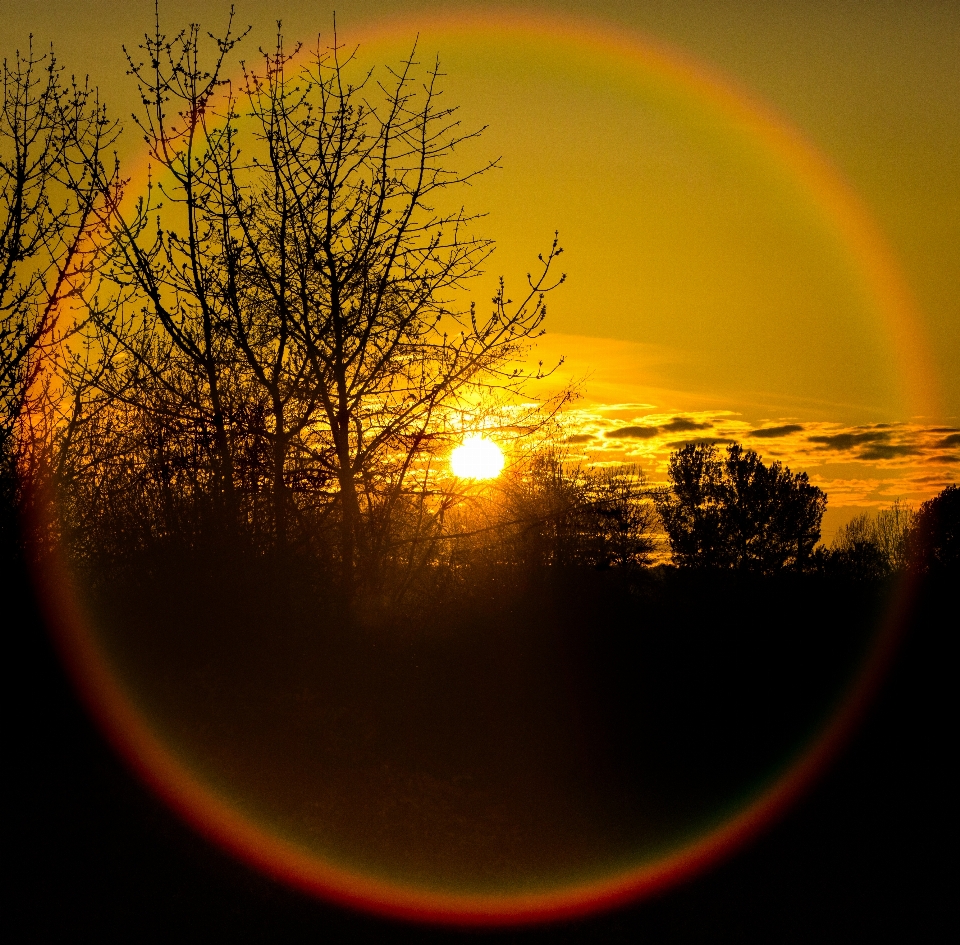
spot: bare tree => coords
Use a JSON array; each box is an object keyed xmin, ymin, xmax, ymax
[
  {"xmin": 0, "ymin": 38, "xmax": 116, "ymax": 518},
  {"xmin": 830, "ymin": 498, "xmax": 915, "ymax": 577},
  {"xmin": 503, "ymin": 454, "xmax": 655, "ymax": 569},
  {"xmin": 829, "ymin": 512, "xmax": 891, "ymax": 580},
  {"xmin": 72, "ymin": 13, "xmax": 566, "ymax": 594},
  {"xmin": 68, "ymin": 11, "xmax": 253, "ymax": 538},
  {"xmin": 873, "ymin": 498, "xmax": 915, "ymax": 572},
  {"xmin": 221, "ymin": 29, "xmax": 565, "ymax": 584}
]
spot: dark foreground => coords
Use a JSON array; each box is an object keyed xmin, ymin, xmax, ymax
[{"xmin": 5, "ymin": 544, "xmax": 954, "ymax": 942}]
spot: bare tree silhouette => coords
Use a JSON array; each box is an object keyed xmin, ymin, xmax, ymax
[
  {"xmin": 0, "ymin": 39, "xmax": 116, "ymax": 532},
  {"xmin": 829, "ymin": 498, "xmax": 915, "ymax": 579},
  {"xmin": 61, "ymin": 13, "xmax": 567, "ymax": 597}
]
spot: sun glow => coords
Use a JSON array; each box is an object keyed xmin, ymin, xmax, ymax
[{"xmin": 450, "ymin": 436, "xmax": 505, "ymax": 480}]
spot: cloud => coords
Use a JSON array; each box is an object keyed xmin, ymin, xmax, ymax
[
  {"xmin": 857, "ymin": 444, "xmax": 920, "ymax": 460},
  {"xmin": 566, "ymin": 433, "xmax": 594, "ymax": 444},
  {"xmin": 808, "ymin": 430, "xmax": 890, "ymax": 450},
  {"xmin": 660, "ymin": 417, "xmax": 712, "ymax": 433},
  {"xmin": 749, "ymin": 424, "xmax": 804, "ymax": 439},
  {"xmin": 605, "ymin": 426, "xmax": 660, "ymax": 439},
  {"xmin": 937, "ymin": 433, "xmax": 960, "ymax": 448},
  {"xmin": 602, "ymin": 417, "xmax": 714, "ymax": 440},
  {"xmin": 594, "ymin": 402, "xmax": 658, "ymax": 413},
  {"xmin": 665, "ymin": 436, "xmax": 731, "ymax": 449}
]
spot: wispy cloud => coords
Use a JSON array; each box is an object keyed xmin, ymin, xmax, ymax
[
  {"xmin": 749, "ymin": 424, "xmax": 804, "ymax": 438},
  {"xmin": 808, "ymin": 430, "xmax": 890, "ymax": 450},
  {"xmin": 858, "ymin": 444, "xmax": 920, "ymax": 460},
  {"xmin": 604, "ymin": 416, "xmax": 712, "ymax": 439},
  {"xmin": 660, "ymin": 417, "xmax": 712, "ymax": 433},
  {"xmin": 605, "ymin": 425, "xmax": 660, "ymax": 439},
  {"xmin": 665, "ymin": 436, "xmax": 731, "ymax": 449}
]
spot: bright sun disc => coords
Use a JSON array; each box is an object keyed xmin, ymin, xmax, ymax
[{"xmin": 450, "ymin": 436, "xmax": 505, "ymax": 479}]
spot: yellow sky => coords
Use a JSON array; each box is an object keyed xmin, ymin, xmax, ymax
[{"xmin": 4, "ymin": 0, "xmax": 957, "ymax": 535}]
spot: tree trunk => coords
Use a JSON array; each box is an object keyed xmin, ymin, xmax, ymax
[
  {"xmin": 337, "ymin": 459, "xmax": 361, "ymax": 600},
  {"xmin": 271, "ymin": 393, "xmax": 288, "ymax": 554}
]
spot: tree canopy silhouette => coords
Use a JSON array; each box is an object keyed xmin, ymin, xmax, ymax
[
  {"xmin": 907, "ymin": 484, "xmax": 959, "ymax": 574},
  {"xmin": 654, "ymin": 442, "xmax": 826, "ymax": 572}
]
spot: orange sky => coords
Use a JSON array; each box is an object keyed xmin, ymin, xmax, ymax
[{"xmin": 3, "ymin": 0, "xmax": 957, "ymax": 538}]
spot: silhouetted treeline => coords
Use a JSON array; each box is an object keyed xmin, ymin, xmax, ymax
[
  {"xmin": 816, "ymin": 487, "xmax": 958, "ymax": 581},
  {"xmin": 651, "ymin": 442, "xmax": 957, "ymax": 580}
]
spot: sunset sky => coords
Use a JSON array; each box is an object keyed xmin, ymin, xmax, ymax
[{"xmin": 4, "ymin": 0, "xmax": 957, "ymax": 539}]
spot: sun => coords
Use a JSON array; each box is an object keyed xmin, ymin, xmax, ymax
[{"xmin": 450, "ymin": 436, "xmax": 505, "ymax": 480}]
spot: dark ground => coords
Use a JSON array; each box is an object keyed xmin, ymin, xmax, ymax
[{"xmin": 4, "ymin": 545, "xmax": 955, "ymax": 943}]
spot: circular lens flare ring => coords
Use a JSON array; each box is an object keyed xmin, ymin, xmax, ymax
[
  {"xmin": 28, "ymin": 7, "xmax": 934, "ymax": 929},
  {"xmin": 451, "ymin": 435, "xmax": 505, "ymax": 479}
]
